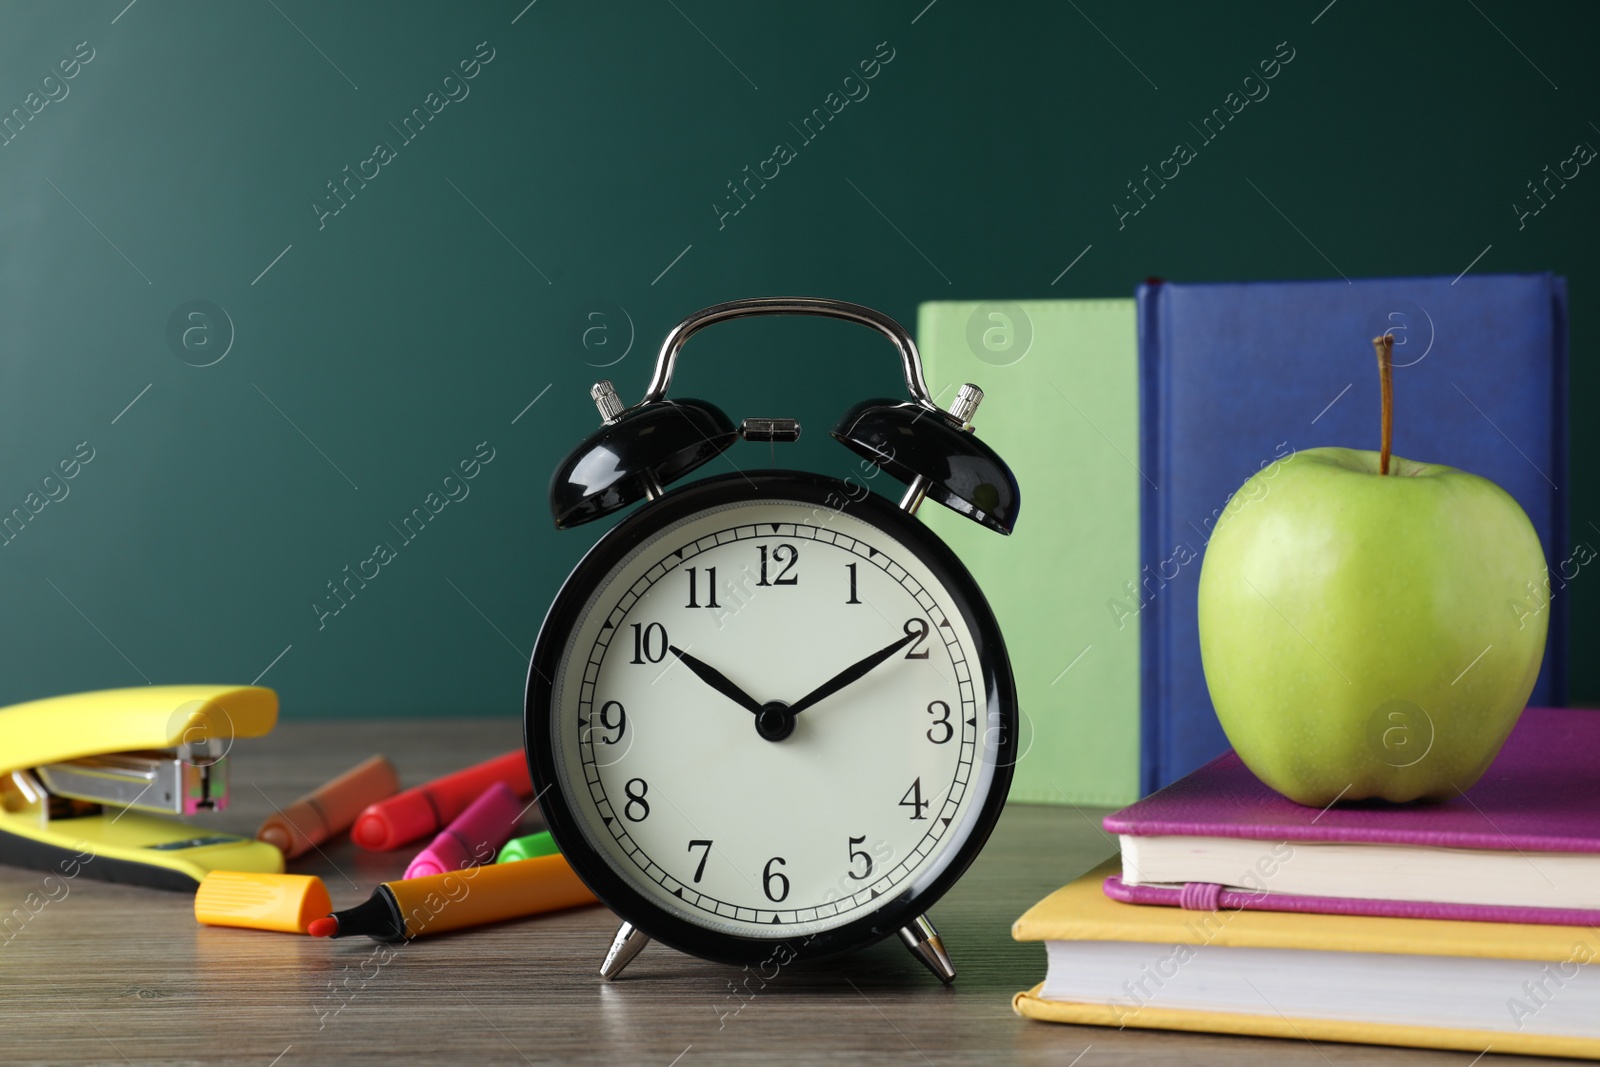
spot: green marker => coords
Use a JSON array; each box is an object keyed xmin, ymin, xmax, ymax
[{"xmin": 497, "ymin": 830, "xmax": 559, "ymax": 864}]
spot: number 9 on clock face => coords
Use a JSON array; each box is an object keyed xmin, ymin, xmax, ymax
[{"xmin": 526, "ymin": 472, "xmax": 1017, "ymax": 965}]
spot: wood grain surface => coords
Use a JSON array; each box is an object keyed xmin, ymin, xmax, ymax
[{"xmin": 0, "ymin": 719, "xmax": 1559, "ymax": 1066}]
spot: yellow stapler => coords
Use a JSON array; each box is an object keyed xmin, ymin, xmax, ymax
[{"xmin": 0, "ymin": 685, "xmax": 284, "ymax": 890}]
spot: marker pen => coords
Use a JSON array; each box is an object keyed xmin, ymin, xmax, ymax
[
  {"xmin": 497, "ymin": 830, "xmax": 558, "ymax": 864},
  {"xmin": 403, "ymin": 781, "xmax": 523, "ymax": 879},
  {"xmin": 351, "ymin": 749, "xmax": 533, "ymax": 851},
  {"xmin": 257, "ymin": 755, "xmax": 400, "ymax": 858},
  {"xmin": 307, "ymin": 854, "xmax": 598, "ymax": 941}
]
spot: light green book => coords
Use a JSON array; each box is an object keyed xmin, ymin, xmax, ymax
[{"xmin": 917, "ymin": 300, "xmax": 1140, "ymax": 807}]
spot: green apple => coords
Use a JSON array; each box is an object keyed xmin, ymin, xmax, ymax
[{"xmin": 1197, "ymin": 446, "xmax": 1548, "ymax": 806}]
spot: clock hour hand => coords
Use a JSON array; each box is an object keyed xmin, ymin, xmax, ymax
[
  {"xmin": 787, "ymin": 631, "xmax": 920, "ymax": 715},
  {"xmin": 666, "ymin": 645, "xmax": 764, "ymax": 715}
]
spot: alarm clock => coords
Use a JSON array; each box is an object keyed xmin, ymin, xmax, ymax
[{"xmin": 525, "ymin": 297, "xmax": 1019, "ymax": 983}]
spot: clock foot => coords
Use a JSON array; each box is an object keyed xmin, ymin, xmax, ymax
[
  {"xmin": 898, "ymin": 914, "xmax": 956, "ymax": 984},
  {"xmin": 599, "ymin": 921, "xmax": 651, "ymax": 980}
]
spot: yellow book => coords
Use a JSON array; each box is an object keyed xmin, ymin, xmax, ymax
[{"xmin": 1012, "ymin": 861, "xmax": 1600, "ymax": 1060}]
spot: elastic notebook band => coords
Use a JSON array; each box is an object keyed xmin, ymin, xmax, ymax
[{"xmin": 1179, "ymin": 881, "xmax": 1224, "ymax": 911}]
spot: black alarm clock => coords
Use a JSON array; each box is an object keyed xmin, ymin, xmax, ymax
[{"xmin": 525, "ymin": 297, "xmax": 1019, "ymax": 983}]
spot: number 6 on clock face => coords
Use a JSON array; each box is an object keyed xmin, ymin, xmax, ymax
[{"xmin": 527, "ymin": 471, "xmax": 1017, "ymax": 967}]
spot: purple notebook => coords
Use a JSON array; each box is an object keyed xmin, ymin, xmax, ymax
[{"xmin": 1102, "ymin": 707, "xmax": 1600, "ymax": 926}]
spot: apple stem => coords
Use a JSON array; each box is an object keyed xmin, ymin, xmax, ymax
[{"xmin": 1372, "ymin": 332, "xmax": 1394, "ymax": 475}]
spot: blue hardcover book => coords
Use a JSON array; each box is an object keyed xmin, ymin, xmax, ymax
[{"xmin": 1137, "ymin": 273, "xmax": 1568, "ymax": 794}]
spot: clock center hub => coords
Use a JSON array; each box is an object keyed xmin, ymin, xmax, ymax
[{"xmin": 754, "ymin": 700, "xmax": 796, "ymax": 743}]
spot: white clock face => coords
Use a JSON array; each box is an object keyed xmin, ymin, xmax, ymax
[{"xmin": 548, "ymin": 495, "xmax": 999, "ymax": 939}]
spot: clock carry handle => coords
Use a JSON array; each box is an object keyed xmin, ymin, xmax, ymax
[
  {"xmin": 642, "ymin": 297, "xmax": 940, "ymax": 411},
  {"xmin": 646, "ymin": 297, "xmax": 1018, "ymax": 533}
]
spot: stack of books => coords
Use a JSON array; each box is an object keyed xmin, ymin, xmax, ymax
[{"xmin": 1011, "ymin": 707, "xmax": 1600, "ymax": 1058}]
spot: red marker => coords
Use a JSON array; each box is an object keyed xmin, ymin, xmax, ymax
[{"xmin": 352, "ymin": 750, "xmax": 533, "ymax": 852}]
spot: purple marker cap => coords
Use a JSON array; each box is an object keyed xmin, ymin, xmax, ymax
[{"xmin": 402, "ymin": 781, "xmax": 524, "ymax": 880}]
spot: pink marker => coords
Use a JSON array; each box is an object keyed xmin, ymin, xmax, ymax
[{"xmin": 402, "ymin": 782, "xmax": 524, "ymax": 879}]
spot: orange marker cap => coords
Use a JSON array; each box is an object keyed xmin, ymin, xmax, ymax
[{"xmin": 194, "ymin": 871, "xmax": 333, "ymax": 934}]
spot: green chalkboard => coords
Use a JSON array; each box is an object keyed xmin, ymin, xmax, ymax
[{"xmin": 1, "ymin": 1, "xmax": 1596, "ymax": 719}]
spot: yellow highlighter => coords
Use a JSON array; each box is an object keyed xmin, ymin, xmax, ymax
[{"xmin": 0, "ymin": 686, "xmax": 284, "ymax": 890}]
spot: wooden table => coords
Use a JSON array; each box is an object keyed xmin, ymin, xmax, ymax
[{"xmin": 0, "ymin": 720, "xmax": 1558, "ymax": 1066}]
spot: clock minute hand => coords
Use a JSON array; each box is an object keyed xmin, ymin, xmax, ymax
[
  {"xmin": 666, "ymin": 645, "xmax": 764, "ymax": 715},
  {"xmin": 787, "ymin": 631, "xmax": 920, "ymax": 715}
]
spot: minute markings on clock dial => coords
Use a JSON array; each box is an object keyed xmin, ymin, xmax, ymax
[{"xmin": 563, "ymin": 512, "xmax": 982, "ymax": 932}]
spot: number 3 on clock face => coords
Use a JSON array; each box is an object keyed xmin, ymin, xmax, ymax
[{"xmin": 527, "ymin": 472, "xmax": 1018, "ymax": 966}]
